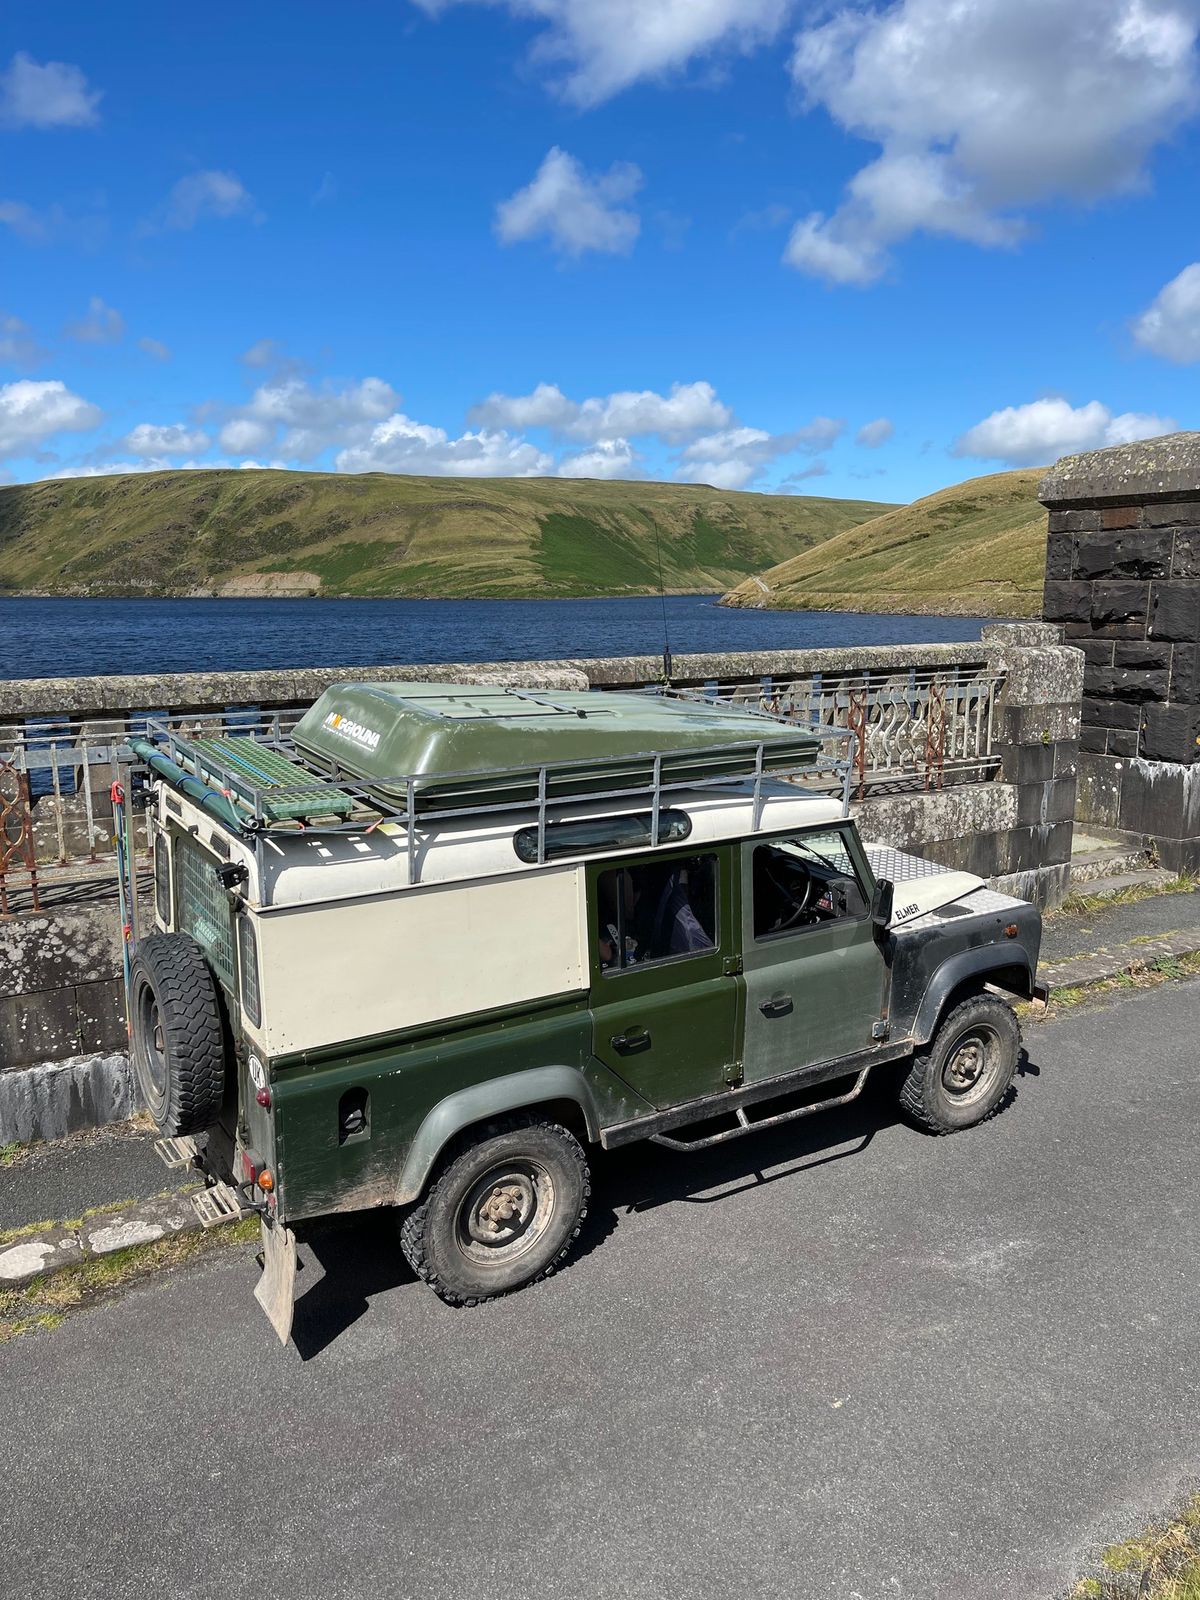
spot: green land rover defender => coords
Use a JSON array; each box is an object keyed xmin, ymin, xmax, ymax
[{"xmin": 120, "ymin": 683, "xmax": 1045, "ymax": 1342}]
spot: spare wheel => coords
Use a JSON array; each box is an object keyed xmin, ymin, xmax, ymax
[{"xmin": 129, "ymin": 934, "xmax": 228, "ymax": 1135}]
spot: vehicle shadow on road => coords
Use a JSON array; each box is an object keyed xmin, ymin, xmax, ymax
[
  {"xmin": 290, "ymin": 1211, "xmax": 416, "ymax": 1359},
  {"xmin": 289, "ymin": 1048, "xmax": 1041, "ymax": 1358}
]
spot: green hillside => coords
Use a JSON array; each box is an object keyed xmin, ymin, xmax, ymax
[
  {"xmin": 721, "ymin": 468, "xmax": 1046, "ymax": 617},
  {"xmin": 0, "ymin": 470, "xmax": 895, "ymax": 599}
]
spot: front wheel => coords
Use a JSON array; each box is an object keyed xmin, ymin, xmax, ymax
[
  {"xmin": 899, "ymin": 993, "xmax": 1020, "ymax": 1134},
  {"xmin": 400, "ymin": 1116, "xmax": 590, "ymax": 1306}
]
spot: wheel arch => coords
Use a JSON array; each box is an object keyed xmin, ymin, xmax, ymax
[
  {"xmin": 395, "ymin": 1068, "xmax": 600, "ymax": 1206},
  {"xmin": 912, "ymin": 950, "xmax": 1034, "ymax": 1046}
]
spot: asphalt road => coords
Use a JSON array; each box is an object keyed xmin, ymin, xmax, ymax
[{"xmin": 3, "ymin": 981, "xmax": 1198, "ymax": 1600}]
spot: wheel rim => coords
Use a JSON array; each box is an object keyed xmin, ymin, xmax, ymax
[
  {"xmin": 941, "ymin": 1023, "xmax": 1003, "ymax": 1107},
  {"xmin": 455, "ymin": 1161, "xmax": 556, "ymax": 1268},
  {"xmin": 136, "ymin": 986, "xmax": 169, "ymax": 1098}
]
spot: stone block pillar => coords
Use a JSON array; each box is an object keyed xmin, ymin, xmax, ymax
[{"xmin": 1040, "ymin": 432, "xmax": 1200, "ymax": 872}]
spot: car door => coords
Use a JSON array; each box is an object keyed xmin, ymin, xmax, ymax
[
  {"xmin": 587, "ymin": 846, "xmax": 741, "ymax": 1110},
  {"xmin": 740, "ymin": 823, "xmax": 887, "ymax": 1085}
]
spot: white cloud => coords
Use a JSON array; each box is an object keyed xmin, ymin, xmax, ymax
[
  {"xmin": 676, "ymin": 420, "xmax": 839, "ymax": 490},
  {"xmin": 65, "ymin": 297, "xmax": 125, "ymax": 345},
  {"xmin": 556, "ymin": 439, "xmax": 642, "ymax": 478},
  {"xmin": 570, "ymin": 382, "xmax": 733, "ymax": 442},
  {"xmin": 1132, "ymin": 262, "xmax": 1200, "ymax": 363},
  {"xmin": 856, "ymin": 417, "xmax": 894, "ymax": 448},
  {"xmin": 335, "ymin": 415, "xmax": 552, "ymax": 476},
  {"xmin": 122, "ymin": 423, "xmax": 211, "ymax": 456},
  {"xmin": 0, "ymin": 52, "xmax": 101, "ymax": 129},
  {"xmin": 787, "ymin": 0, "xmax": 1200, "ymax": 284},
  {"xmin": 470, "ymin": 379, "xmax": 733, "ymax": 442},
  {"xmin": 44, "ymin": 458, "xmax": 245, "ymax": 480},
  {"xmin": 0, "ymin": 197, "xmax": 104, "ymax": 248},
  {"xmin": 138, "ymin": 337, "xmax": 172, "ymax": 361},
  {"xmin": 158, "ymin": 170, "xmax": 258, "ymax": 231},
  {"xmin": 0, "ymin": 200, "xmax": 51, "ymax": 244},
  {"xmin": 219, "ymin": 375, "xmax": 399, "ymax": 458},
  {"xmin": 954, "ymin": 397, "xmax": 1176, "ymax": 465},
  {"xmin": 241, "ymin": 337, "xmax": 286, "ymax": 369},
  {"xmin": 0, "ymin": 379, "xmax": 102, "ymax": 459},
  {"xmin": 495, "ymin": 147, "xmax": 641, "ymax": 257},
  {"xmin": 218, "ymin": 417, "xmax": 275, "ymax": 454},
  {"xmin": 416, "ymin": 0, "xmax": 792, "ymax": 106},
  {"xmin": 468, "ymin": 382, "xmax": 578, "ymax": 431},
  {"xmin": 0, "ymin": 316, "xmax": 43, "ymax": 367},
  {"xmin": 780, "ymin": 462, "xmax": 831, "ymax": 486}
]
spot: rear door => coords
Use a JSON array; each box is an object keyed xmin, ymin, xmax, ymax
[
  {"xmin": 587, "ymin": 846, "xmax": 741, "ymax": 1110},
  {"xmin": 740, "ymin": 823, "xmax": 886, "ymax": 1085}
]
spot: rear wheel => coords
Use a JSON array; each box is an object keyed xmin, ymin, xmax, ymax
[
  {"xmin": 400, "ymin": 1116, "xmax": 590, "ymax": 1306},
  {"xmin": 899, "ymin": 993, "xmax": 1019, "ymax": 1134},
  {"xmin": 128, "ymin": 934, "xmax": 227, "ymax": 1135}
]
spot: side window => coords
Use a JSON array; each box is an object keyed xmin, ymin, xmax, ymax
[
  {"xmin": 752, "ymin": 829, "xmax": 868, "ymax": 940},
  {"xmin": 597, "ymin": 855, "xmax": 718, "ymax": 971},
  {"xmin": 154, "ymin": 834, "xmax": 171, "ymax": 926},
  {"xmin": 238, "ymin": 915, "xmax": 262, "ymax": 1028}
]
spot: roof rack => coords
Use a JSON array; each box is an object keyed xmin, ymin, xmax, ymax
[{"xmin": 128, "ymin": 694, "xmax": 856, "ymax": 893}]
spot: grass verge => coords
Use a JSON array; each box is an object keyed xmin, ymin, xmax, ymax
[
  {"xmin": 0, "ymin": 1217, "xmax": 258, "ymax": 1344},
  {"xmin": 1053, "ymin": 874, "xmax": 1198, "ymax": 918},
  {"xmin": 1022, "ymin": 950, "xmax": 1200, "ymax": 1022},
  {"xmin": 1072, "ymin": 1493, "xmax": 1200, "ymax": 1598}
]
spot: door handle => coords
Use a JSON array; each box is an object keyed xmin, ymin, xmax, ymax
[
  {"xmin": 611, "ymin": 1028, "xmax": 651, "ymax": 1054},
  {"xmin": 759, "ymin": 995, "xmax": 794, "ymax": 1018}
]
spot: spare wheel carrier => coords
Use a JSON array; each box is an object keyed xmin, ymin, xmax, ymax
[{"xmin": 129, "ymin": 933, "xmax": 228, "ymax": 1135}]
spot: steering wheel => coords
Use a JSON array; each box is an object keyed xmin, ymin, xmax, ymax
[{"xmin": 765, "ymin": 858, "xmax": 815, "ymax": 930}]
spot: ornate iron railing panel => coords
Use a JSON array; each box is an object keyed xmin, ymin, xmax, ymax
[{"xmin": 697, "ymin": 668, "xmax": 1003, "ymax": 797}]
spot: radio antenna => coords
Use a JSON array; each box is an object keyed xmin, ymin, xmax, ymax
[{"xmin": 652, "ymin": 517, "xmax": 673, "ymax": 684}]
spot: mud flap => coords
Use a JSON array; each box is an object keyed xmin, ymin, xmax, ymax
[{"xmin": 253, "ymin": 1217, "xmax": 297, "ymax": 1345}]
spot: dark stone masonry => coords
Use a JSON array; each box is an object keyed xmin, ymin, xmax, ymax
[{"xmin": 1040, "ymin": 432, "xmax": 1200, "ymax": 872}]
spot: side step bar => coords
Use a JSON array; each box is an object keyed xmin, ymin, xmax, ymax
[
  {"xmin": 154, "ymin": 1134, "xmax": 200, "ymax": 1170},
  {"xmin": 191, "ymin": 1180, "xmax": 250, "ymax": 1229},
  {"xmin": 650, "ymin": 1068, "xmax": 870, "ymax": 1153}
]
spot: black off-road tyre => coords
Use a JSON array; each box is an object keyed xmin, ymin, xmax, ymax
[
  {"xmin": 899, "ymin": 992, "xmax": 1020, "ymax": 1135},
  {"xmin": 400, "ymin": 1116, "xmax": 590, "ymax": 1306},
  {"xmin": 128, "ymin": 934, "xmax": 227, "ymax": 1136}
]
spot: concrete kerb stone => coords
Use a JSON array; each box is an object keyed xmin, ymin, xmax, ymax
[{"xmin": 0, "ymin": 1189, "xmax": 204, "ymax": 1290}]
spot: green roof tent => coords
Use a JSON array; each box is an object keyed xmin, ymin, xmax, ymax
[{"xmin": 292, "ymin": 682, "xmax": 820, "ymax": 812}]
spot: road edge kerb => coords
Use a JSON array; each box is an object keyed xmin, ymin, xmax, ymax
[
  {"xmin": 4, "ymin": 929, "xmax": 1199, "ymax": 1293},
  {"xmin": 0, "ymin": 1190, "xmax": 208, "ymax": 1290}
]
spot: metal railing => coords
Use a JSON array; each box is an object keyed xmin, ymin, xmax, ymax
[{"xmin": 686, "ymin": 668, "xmax": 1003, "ymax": 797}]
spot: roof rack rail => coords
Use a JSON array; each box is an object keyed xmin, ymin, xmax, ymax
[{"xmin": 129, "ymin": 699, "xmax": 856, "ymax": 894}]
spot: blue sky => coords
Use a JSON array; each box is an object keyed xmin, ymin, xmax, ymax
[{"xmin": 1, "ymin": 0, "xmax": 1198, "ymax": 503}]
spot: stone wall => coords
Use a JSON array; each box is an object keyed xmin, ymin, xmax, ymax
[{"xmin": 1041, "ymin": 432, "xmax": 1200, "ymax": 872}]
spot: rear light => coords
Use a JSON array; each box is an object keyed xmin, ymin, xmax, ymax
[
  {"xmin": 256, "ymin": 1169, "xmax": 275, "ymax": 1193},
  {"xmin": 256, "ymin": 1087, "xmax": 271, "ymax": 1108},
  {"xmin": 1004, "ymin": 923, "xmax": 1019, "ymax": 938}
]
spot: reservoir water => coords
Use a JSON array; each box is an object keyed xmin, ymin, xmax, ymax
[{"xmin": 0, "ymin": 595, "xmax": 994, "ymax": 681}]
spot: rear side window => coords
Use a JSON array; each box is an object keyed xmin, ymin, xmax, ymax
[
  {"xmin": 238, "ymin": 915, "xmax": 261, "ymax": 1028},
  {"xmin": 154, "ymin": 836, "xmax": 171, "ymax": 926},
  {"xmin": 597, "ymin": 855, "xmax": 717, "ymax": 971},
  {"xmin": 174, "ymin": 834, "xmax": 236, "ymax": 988}
]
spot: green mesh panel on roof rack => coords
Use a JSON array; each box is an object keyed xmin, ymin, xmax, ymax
[
  {"xmin": 190, "ymin": 736, "xmax": 354, "ymax": 821},
  {"xmin": 175, "ymin": 834, "xmax": 236, "ymax": 988}
]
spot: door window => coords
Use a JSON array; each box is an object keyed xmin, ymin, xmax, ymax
[
  {"xmin": 752, "ymin": 829, "xmax": 868, "ymax": 941},
  {"xmin": 596, "ymin": 854, "xmax": 718, "ymax": 971}
]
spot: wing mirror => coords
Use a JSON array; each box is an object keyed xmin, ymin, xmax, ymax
[{"xmin": 871, "ymin": 877, "xmax": 894, "ymax": 934}]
